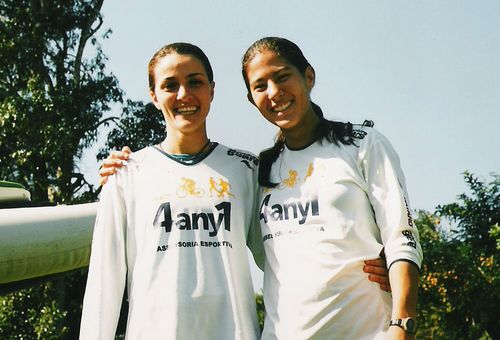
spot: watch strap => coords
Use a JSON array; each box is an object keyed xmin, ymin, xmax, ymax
[{"xmin": 389, "ymin": 317, "xmax": 417, "ymax": 334}]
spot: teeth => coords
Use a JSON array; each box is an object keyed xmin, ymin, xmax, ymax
[
  {"xmin": 273, "ymin": 101, "xmax": 291, "ymax": 112},
  {"xmin": 177, "ymin": 106, "xmax": 198, "ymax": 114}
]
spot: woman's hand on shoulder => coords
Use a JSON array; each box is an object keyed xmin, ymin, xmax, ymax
[{"xmin": 99, "ymin": 146, "xmax": 132, "ymax": 186}]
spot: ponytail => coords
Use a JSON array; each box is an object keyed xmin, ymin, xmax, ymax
[{"xmin": 258, "ymin": 132, "xmax": 285, "ymax": 188}]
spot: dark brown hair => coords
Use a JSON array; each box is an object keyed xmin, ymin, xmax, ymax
[{"xmin": 148, "ymin": 42, "xmax": 214, "ymax": 92}]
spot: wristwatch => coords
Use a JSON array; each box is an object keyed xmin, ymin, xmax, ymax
[{"xmin": 389, "ymin": 317, "xmax": 417, "ymax": 334}]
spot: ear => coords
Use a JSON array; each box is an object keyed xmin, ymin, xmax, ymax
[
  {"xmin": 210, "ymin": 81, "xmax": 215, "ymax": 102},
  {"xmin": 247, "ymin": 92, "xmax": 256, "ymax": 106},
  {"xmin": 150, "ymin": 90, "xmax": 161, "ymax": 110},
  {"xmin": 305, "ymin": 66, "xmax": 315, "ymax": 91}
]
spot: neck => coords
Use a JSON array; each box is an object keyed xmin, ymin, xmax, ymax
[
  {"xmin": 282, "ymin": 109, "xmax": 320, "ymax": 149},
  {"xmin": 162, "ymin": 129, "xmax": 209, "ymax": 155}
]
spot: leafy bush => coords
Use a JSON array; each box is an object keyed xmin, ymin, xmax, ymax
[{"xmin": 416, "ymin": 172, "xmax": 499, "ymax": 339}]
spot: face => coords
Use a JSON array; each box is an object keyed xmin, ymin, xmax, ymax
[
  {"xmin": 150, "ymin": 53, "xmax": 215, "ymax": 136},
  {"xmin": 245, "ymin": 50, "xmax": 315, "ymax": 131}
]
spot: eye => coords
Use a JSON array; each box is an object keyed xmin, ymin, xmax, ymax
[
  {"xmin": 188, "ymin": 78, "xmax": 204, "ymax": 87},
  {"xmin": 276, "ymin": 73, "xmax": 290, "ymax": 83},
  {"xmin": 252, "ymin": 83, "xmax": 266, "ymax": 92},
  {"xmin": 163, "ymin": 81, "xmax": 179, "ymax": 92}
]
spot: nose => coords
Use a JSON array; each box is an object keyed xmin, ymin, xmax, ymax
[
  {"xmin": 177, "ymin": 85, "xmax": 189, "ymax": 100},
  {"xmin": 267, "ymin": 81, "xmax": 282, "ymax": 100}
]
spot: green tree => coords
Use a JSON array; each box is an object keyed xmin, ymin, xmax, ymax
[
  {"xmin": 0, "ymin": 0, "xmax": 122, "ymax": 204},
  {"xmin": 0, "ymin": 0, "xmax": 123, "ymax": 338},
  {"xmin": 97, "ymin": 100, "xmax": 165, "ymax": 160},
  {"xmin": 417, "ymin": 172, "xmax": 499, "ymax": 339},
  {"xmin": 0, "ymin": 282, "xmax": 68, "ymax": 339}
]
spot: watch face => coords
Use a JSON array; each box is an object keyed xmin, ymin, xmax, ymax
[{"xmin": 406, "ymin": 318, "xmax": 415, "ymax": 331}]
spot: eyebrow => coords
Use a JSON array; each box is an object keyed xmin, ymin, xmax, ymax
[
  {"xmin": 250, "ymin": 66, "xmax": 291, "ymax": 86},
  {"xmin": 163, "ymin": 72, "xmax": 206, "ymax": 81}
]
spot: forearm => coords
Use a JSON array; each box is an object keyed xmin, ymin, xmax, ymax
[{"xmin": 389, "ymin": 261, "xmax": 419, "ymax": 318}]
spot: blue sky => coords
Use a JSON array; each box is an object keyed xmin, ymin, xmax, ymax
[{"xmin": 80, "ymin": 0, "xmax": 500, "ymax": 289}]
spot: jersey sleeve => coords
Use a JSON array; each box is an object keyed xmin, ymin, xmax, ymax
[
  {"xmin": 359, "ymin": 129, "xmax": 423, "ymax": 270},
  {"xmin": 79, "ymin": 174, "xmax": 128, "ymax": 339},
  {"xmin": 246, "ymin": 168, "xmax": 265, "ymax": 271}
]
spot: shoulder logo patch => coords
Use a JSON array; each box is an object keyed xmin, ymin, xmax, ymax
[
  {"xmin": 227, "ymin": 149, "xmax": 258, "ymax": 170},
  {"xmin": 351, "ymin": 119, "xmax": 374, "ymax": 139}
]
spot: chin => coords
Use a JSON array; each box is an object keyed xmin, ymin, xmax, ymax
[
  {"xmin": 276, "ymin": 120, "xmax": 297, "ymax": 130},
  {"xmin": 175, "ymin": 116, "xmax": 200, "ymax": 126},
  {"xmin": 178, "ymin": 121, "xmax": 206, "ymax": 134}
]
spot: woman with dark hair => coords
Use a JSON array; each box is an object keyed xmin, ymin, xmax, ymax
[
  {"xmin": 80, "ymin": 42, "xmax": 265, "ymax": 339},
  {"xmin": 242, "ymin": 37, "xmax": 422, "ymax": 339}
]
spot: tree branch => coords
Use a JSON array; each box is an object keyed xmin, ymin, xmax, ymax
[
  {"xmin": 92, "ymin": 116, "xmax": 120, "ymax": 130},
  {"xmin": 73, "ymin": 0, "xmax": 105, "ymax": 85}
]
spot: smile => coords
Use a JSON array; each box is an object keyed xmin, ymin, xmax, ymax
[
  {"xmin": 272, "ymin": 101, "xmax": 292, "ymax": 113},
  {"xmin": 176, "ymin": 106, "xmax": 198, "ymax": 115}
]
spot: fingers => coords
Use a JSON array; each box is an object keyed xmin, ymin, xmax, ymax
[
  {"xmin": 364, "ymin": 258, "xmax": 386, "ymax": 268},
  {"xmin": 100, "ymin": 162, "xmax": 119, "ymax": 175},
  {"xmin": 122, "ymin": 146, "xmax": 132, "ymax": 154},
  {"xmin": 363, "ymin": 264, "xmax": 388, "ymax": 276},
  {"xmin": 98, "ymin": 147, "xmax": 131, "ymax": 186},
  {"xmin": 378, "ymin": 283, "xmax": 391, "ymax": 292},
  {"xmin": 367, "ymin": 272, "xmax": 389, "ymax": 284},
  {"xmin": 98, "ymin": 164, "xmax": 114, "ymax": 186},
  {"xmin": 109, "ymin": 149, "xmax": 130, "ymax": 161},
  {"xmin": 363, "ymin": 257, "xmax": 388, "ymax": 276},
  {"xmin": 99, "ymin": 159, "xmax": 124, "ymax": 182},
  {"xmin": 366, "ymin": 273, "xmax": 391, "ymax": 292},
  {"xmin": 99, "ymin": 176, "xmax": 108, "ymax": 186},
  {"xmin": 102, "ymin": 158, "xmax": 127, "ymax": 168},
  {"xmin": 364, "ymin": 257, "xmax": 391, "ymax": 292}
]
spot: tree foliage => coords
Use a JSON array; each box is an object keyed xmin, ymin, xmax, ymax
[
  {"xmin": 97, "ymin": 100, "xmax": 165, "ymax": 160},
  {"xmin": 0, "ymin": 285, "xmax": 68, "ymax": 339},
  {"xmin": 0, "ymin": 1, "xmax": 123, "ymax": 338},
  {"xmin": 0, "ymin": 269, "xmax": 88, "ymax": 340},
  {"xmin": 0, "ymin": 0, "xmax": 122, "ymax": 204},
  {"xmin": 417, "ymin": 172, "xmax": 499, "ymax": 339}
]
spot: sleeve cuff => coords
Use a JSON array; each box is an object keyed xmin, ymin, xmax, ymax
[{"xmin": 388, "ymin": 258, "xmax": 421, "ymax": 273}]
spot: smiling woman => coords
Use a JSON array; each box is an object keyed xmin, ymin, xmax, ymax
[
  {"xmin": 241, "ymin": 36, "xmax": 422, "ymax": 340},
  {"xmin": 79, "ymin": 42, "xmax": 265, "ymax": 340}
]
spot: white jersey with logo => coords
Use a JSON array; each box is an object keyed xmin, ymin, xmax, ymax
[
  {"xmin": 79, "ymin": 143, "xmax": 264, "ymax": 340},
  {"xmin": 259, "ymin": 127, "xmax": 423, "ymax": 340}
]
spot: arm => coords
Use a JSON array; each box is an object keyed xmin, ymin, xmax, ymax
[
  {"xmin": 99, "ymin": 146, "xmax": 132, "ymax": 186},
  {"xmin": 246, "ymin": 170, "xmax": 266, "ymax": 271},
  {"xmin": 79, "ymin": 176, "xmax": 128, "ymax": 339},
  {"xmin": 360, "ymin": 130, "xmax": 423, "ymax": 338},
  {"xmin": 387, "ymin": 261, "xmax": 419, "ymax": 339}
]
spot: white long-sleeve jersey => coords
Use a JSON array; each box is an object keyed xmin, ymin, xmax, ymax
[
  {"xmin": 259, "ymin": 127, "xmax": 423, "ymax": 340},
  {"xmin": 79, "ymin": 143, "xmax": 264, "ymax": 340}
]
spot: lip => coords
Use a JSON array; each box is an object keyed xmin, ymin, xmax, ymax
[
  {"xmin": 175, "ymin": 106, "xmax": 199, "ymax": 116},
  {"xmin": 271, "ymin": 100, "xmax": 293, "ymax": 116}
]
